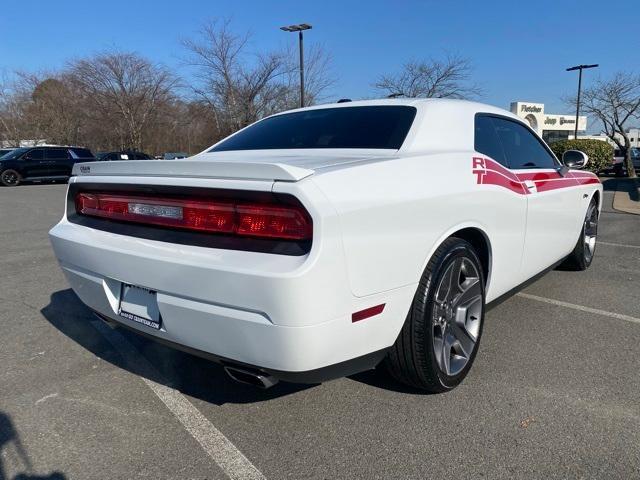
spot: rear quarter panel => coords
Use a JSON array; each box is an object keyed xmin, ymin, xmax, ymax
[{"xmin": 308, "ymin": 152, "xmax": 529, "ymax": 302}]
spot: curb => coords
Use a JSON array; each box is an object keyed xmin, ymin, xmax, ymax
[{"xmin": 612, "ymin": 178, "xmax": 640, "ymax": 215}]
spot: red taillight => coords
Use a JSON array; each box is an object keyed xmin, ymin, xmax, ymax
[{"xmin": 75, "ymin": 192, "xmax": 312, "ymax": 241}]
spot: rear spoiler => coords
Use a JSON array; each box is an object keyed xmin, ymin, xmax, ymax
[{"xmin": 71, "ymin": 160, "xmax": 314, "ymax": 182}]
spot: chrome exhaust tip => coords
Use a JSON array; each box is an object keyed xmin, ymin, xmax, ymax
[{"xmin": 224, "ymin": 366, "xmax": 279, "ymax": 389}]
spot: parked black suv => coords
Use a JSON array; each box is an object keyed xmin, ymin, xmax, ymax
[{"xmin": 0, "ymin": 146, "xmax": 94, "ymax": 186}]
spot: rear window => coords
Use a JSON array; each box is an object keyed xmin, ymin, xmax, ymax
[
  {"xmin": 210, "ymin": 106, "xmax": 417, "ymax": 152},
  {"xmin": 70, "ymin": 148, "xmax": 93, "ymax": 158},
  {"xmin": 45, "ymin": 148, "xmax": 69, "ymax": 160}
]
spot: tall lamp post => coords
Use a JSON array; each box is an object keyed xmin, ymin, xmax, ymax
[
  {"xmin": 280, "ymin": 23, "xmax": 312, "ymax": 108},
  {"xmin": 566, "ymin": 64, "xmax": 598, "ymax": 139}
]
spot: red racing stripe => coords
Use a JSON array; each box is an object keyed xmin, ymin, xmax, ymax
[
  {"xmin": 480, "ymin": 169, "xmax": 528, "ymax": 195},
  {"xmin": 472, "ymin": 156, "xmax": 601, "ymax": 194}
]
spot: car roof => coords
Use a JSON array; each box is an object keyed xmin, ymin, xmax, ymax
[
  {"xmin": 266, "ymin": 98, "xmax": 522, "ymax": 154},
  {"xmin": 278, "ymin": 97, "xmax": 517, "ymax": 116}
]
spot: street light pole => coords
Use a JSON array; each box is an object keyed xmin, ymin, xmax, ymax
[
  {"xmin": 280, "ymin": 23, "xmax": 312, "ymax": 108},
  {"xmin": 566, "ymin": 64, "xmax": 598, "ymax": 139},
  {"xmin": 298, "ymin": 30, "xmax": 304, "ymax": 108}
]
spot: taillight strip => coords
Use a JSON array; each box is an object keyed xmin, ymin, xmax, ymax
[{"xmin": 75, "ymin": 192, "xmax": 312, "ymax": 241}]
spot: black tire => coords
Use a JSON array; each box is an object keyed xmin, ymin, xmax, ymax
[
  {"xmin": 0, "ymin": 169, "xmax": 21, "ymax": 186},
  {"xmin": 560, "ymin": 198, "xmax": 599, "ymax": 271},
  {"xmin": 383, "ymin": 237, "xmax": 486, "ymax": 392}
]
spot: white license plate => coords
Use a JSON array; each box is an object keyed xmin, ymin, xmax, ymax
[{"xmin": 119, "ymin": 284, "xmax": 161, "ymax": 330}]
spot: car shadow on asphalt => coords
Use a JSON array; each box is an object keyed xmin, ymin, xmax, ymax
[
  {"xmin": 3, "ymin": 180, "xmax": 68, "ymax": 188},
  {"xmin": 601, "ymin": 177, "xmax": 618, "ymax": 192},
  {"xmin": 348, "ymin": 369, "xmax": 441, "ymax": 395},
  {"xmin": 41, "ymin": 289, "xmax": 315, "ymax": 406},
  {"xmin": 601, "ymin": 177, "xmax": 640, "ymax": 201}
]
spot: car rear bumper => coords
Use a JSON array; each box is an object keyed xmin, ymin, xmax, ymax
[
  {"xmin": 92, "ymin": 310, "xmax": 389, "ymax": 383},
  {"xmin": 49, "ymin": 218, "xmax": 415, "ymax": 377}
]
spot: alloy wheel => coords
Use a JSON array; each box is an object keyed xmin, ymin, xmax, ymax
[
  {"xmin": 432, "ymin": 256, "xmax": 483, "ymax": 376},
  {"xmin": 1, "ymin": 170, "xmax": 19, "ymax": 186}
]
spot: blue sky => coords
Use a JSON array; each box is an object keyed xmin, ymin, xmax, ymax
[{"xmin": 1, "ymin": 0, "xmax": 637, "ymax": 129}]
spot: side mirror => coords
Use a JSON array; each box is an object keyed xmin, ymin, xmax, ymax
[{"xmin": 562, "ymin": 150, "xmax": 588, "ymax": 169}]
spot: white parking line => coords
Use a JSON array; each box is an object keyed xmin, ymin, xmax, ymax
[
  {"xmin": 598, "ymin": 240, "xmax": 640, "ymax": 249},
  {"xmin": 516, "ymin": 293, "xmax": 640, "ymax": 325},
  {"xmin": 91, "ymin": 320, "xmax": 266, "ymax": 480}
]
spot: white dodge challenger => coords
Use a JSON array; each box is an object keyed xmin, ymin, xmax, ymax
[{"xmin": 49, "ymin": 99, "xmax": 602, "ymax": 392}]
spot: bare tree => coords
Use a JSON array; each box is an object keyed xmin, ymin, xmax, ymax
[
  {"xmin": 182, "ymin": 20, "xmax": 334, "ymax": 138},
  {"xmin": 279, "ymin": 43, "xmax": 334, "ymax": 109},
  {"xmin": 0, "ymin": 72, "xmax": 51, "ymax": 146},
  {"xmin": 0, "ymin": 73, "xmax": 26, "ymax": 146},
  {"xmin": 67, "ymin": 51, "xmax": 178, "ymax": 150},
  {"xmin": 577, "ymin": 73, "xmax": 640, "ymax": 178},
  {"xmin": 22, "ymin": 74, "xmax": 88, "ymax": 146},
  {"xmin": 374, "ymin": 54, "xmax": 481, "ymax": 100},
  {"xmin": 143, "ymin": 99, "xmax": 219, "ymax": 155}
]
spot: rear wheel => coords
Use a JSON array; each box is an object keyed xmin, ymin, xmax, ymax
[
  {"xmin": 0, "ymin": 169, "xmax": 21, "ymax": 186},
  {"xmin": 561, "ymin": 198, "xmax": 598, "ymax": 271},
  {"xmin": 384, "ymin": 238, "xmax": 485, "ymax": 392}
]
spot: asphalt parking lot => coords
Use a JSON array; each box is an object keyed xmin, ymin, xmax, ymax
[{"xmin": 1, "ymin": 180, "xmax": 639, "ymax": 480}]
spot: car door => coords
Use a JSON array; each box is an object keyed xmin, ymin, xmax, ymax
[
  {"xmin": 44, "ymin": 148, "xmax": 72, "ymax": 176},
  {"xmin": 19, "ymin": 148, "xmax": 46, "ymax": 178},
  {"xmin": 473, "ymin": 115, "xmax": 528, "ymax": 298},
  {"xmin": 491, "ymin": 116, "xmax": 583, "ymax": 282}
]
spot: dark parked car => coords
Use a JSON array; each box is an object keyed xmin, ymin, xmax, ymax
[
  {"xmin": 602, "ymin": 148, "xmax": 640, "ymax": 176},
  {"xmin": 96, "ymin": 151, "xmax": 153, "ymax": 161},
  {"xmin": 163, "ymin": 152, "xmax": 189, "ymax": 160},
  {"xmin": 0, "ymin": 146, "xmax": 94, "ymax": 186}
]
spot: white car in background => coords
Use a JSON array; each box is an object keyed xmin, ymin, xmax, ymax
[{"xmin": 49, "ymin": 99, "xmax": 602, "ymax": 392}]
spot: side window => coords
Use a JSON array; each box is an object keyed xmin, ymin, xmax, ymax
[
  {"xmin": 474, "ymin": 115, "xmax": 507, "ymax": 166},
  {"xmin": 45, "ymin": 148, "xmax": 69, "ymax": 160},
  {"xmin": 492, "ymin": 117, "xmax": 558, "ymax": 169},
  {"xmin": 24, "ymin": 149, "xmax": 44, "ymax": 160}
]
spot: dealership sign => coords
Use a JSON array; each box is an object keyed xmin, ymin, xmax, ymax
[
  {"xmin": 520, "ymin": 105, "xmax": 542, "ymax": 113},
  {"xmin": 510, "ymin": 101, "xmax": 586, "ymax": 133}
]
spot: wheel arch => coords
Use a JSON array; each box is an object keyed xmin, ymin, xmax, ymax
[
  {"xmin": 592, "ymin": 189, "xmax": 601, "ymax": 211},
  {"xmin": 451, "ymin": 227, "xmax": 492, "ymax": 288},
  {"xmin": 419, "ymin": 224, "xmax": 493, "ymax": 294}
]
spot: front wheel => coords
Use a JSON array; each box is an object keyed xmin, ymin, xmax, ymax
[
  {"xmin": 383, "ymin": 237, "xmax": 485, "ymax": 392},
  {"xmin": 0, "ymin": 169, "xmax": 21, "ymax": 186}
]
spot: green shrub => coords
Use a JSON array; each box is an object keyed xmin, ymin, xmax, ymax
[{"xmin": 549, "ymin": 139, "xmax": 613, "ymax": 174}]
